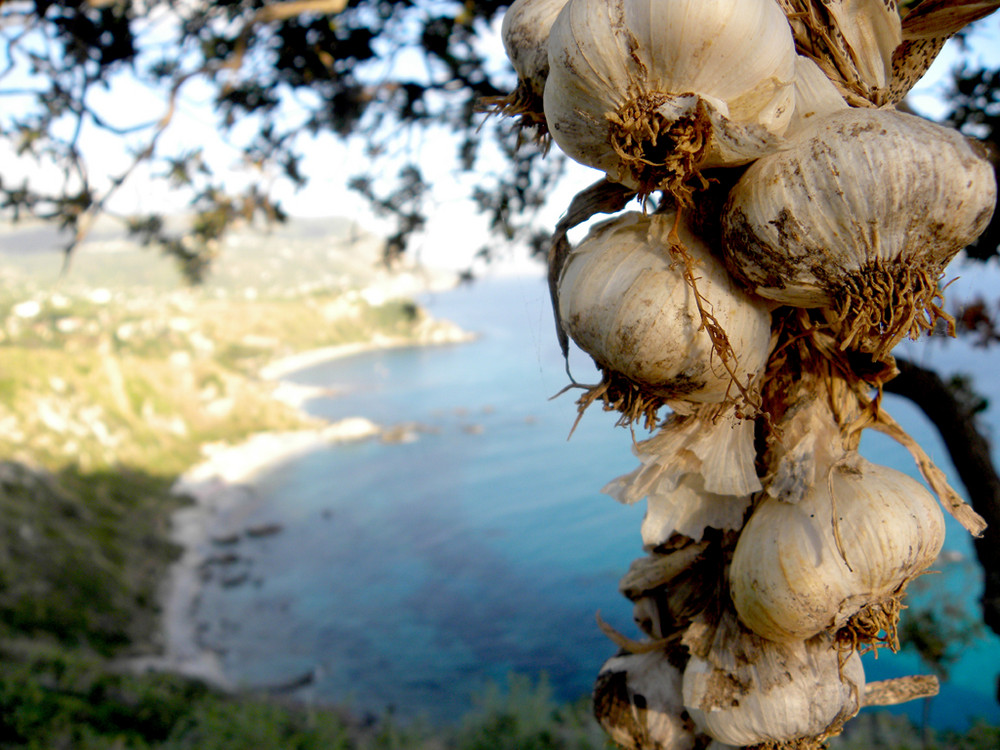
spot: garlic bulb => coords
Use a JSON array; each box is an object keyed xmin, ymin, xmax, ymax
[
  {"xmin": 723, "ymin": 107, "xmax": 997, "ymax": 357},
  {"xmin": 498, "ymin": 0, "xmax": 570, "ymax": 133},
  {"xmin": 558, "ymin": 211, "xmax": 772, "ymax": 420},
  {"xmin": 502, "ymin": 0, "xmax": 569, "ymax": 98},
  {"xmin": 544, "ymin": 0, "xmax": 796, "ymax": 198},
  {"xmin": 683, "ymin": 628, "xmax": 865, "ymax": 747},
  {"xmin": 729, "ymin": 451, "xmax": 946, "ymax": 643},
  {"xmin": 594, "ymin": 650, "xmax": 698, "ymax": 750}
]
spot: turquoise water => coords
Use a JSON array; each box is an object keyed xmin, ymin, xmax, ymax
[{"xmin": 195, "ymin": 274, "xmax": 1000, "ymax": 729}]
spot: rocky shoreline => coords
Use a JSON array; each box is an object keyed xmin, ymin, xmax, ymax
[{"xmin": 135, "ymin": 316, "xmax": 476, "ymax": 689}]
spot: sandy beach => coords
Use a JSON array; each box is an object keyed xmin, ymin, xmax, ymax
[
  {"xmin": 137, "ymin": 419, "xmax": 379, "ymax": 687},
  {"xmin": 135, "ymin": 314, "xmax": 475, "ymax": 688}
]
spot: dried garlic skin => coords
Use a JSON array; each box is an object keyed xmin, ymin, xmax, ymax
[
  {"xmin": 890, "ymin": 1, "xmax": 1000, "ymax": 104},
  {"xmin": 543, "ymin": 0, "xmax": 796, "ymax": 196},
  {"xmin": 729, "ymin": 454, "xmax": 946, "ymax": 643},
  {"xmin": 636, "ymin": 473, "xmax": 751, "ymax": 549},
  {"xmin": 602, "ymin": 404, "xmax": 757, "ymax": 545},
  {"xmin": 820, "ymin": 0, "xmax": 901, "ymax": 92},
  {"xmin": 622, "ymin": 542, "xmax": 721, "ymax": 641},
  {"xmin": 722, "ymin": 107, "xmax": 996, "ymax": 354},
  {"xmin": 682, "ymin": 631, "xmax": 864, "ymax": 747},
  {"xmin": 762, "ymin": 381, "xmax": 851, "ymax": 505},
  {"xmin": 776, "ymin": 0, "xmax": 902, "ymax": 106},
  {"xmin": 557, "ymin": 211, "xmax": 771, "ymax": 405},
  {"xmin": 604, "ymin": 403, "xmax": 759, "ymax": 493},
  {"xmin": 785, "ymin": 55, "xmax": 849, "ymax": 134}
]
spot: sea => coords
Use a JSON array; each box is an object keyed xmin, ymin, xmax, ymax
[{"xmin": 192, "ymin": 271, "xmax": 1000, "ymax": 731}]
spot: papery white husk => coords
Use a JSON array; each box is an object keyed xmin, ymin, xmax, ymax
[
  {"xmin": 776, "ymin": 0, "xmax": 902, "ymax": 105},
  {"xmin": 763, "ymin": 389, "xmax": 850, "ymax": 505},
  {"xmin": 682, "ymin": 627, "xmax": 865, "ymax": 747},
  {"xmin": 637, "ymin": 475, "xmax": 752, "ymax": 549},
  {"xmin": 544, "ymin": 0, "xmax": 796, "ymax": 195},
  {"xmin": 594, "ymin": 650, "xmax": 698, "ymax": 750},
  {"xmin": 730, "ymin": 448, "xmax": 946, "ymax": 643},
  {"xmin": 611, "ymin": 404, "xmax": 761, "ymax": 498},
  {"xmin": 602, "ymin": 404, "xmax": 758, "ymax": 545},
  {"xmin": 722, "ymin": 107, "xmax": 997, "ymax": 355},
  {"xmin": 558, "ymin": 211, "xmax": 772, "ymax": 406},
  {"xmin": 785, "ymin": 55, "xmax": 849, "ymax": 134},
  {"xmin": 501, "ymin": 0, "xmax": 570, "ymax": 98},
  {"xmin": 821, "ymin": 0, "xmax": 901, "ymax": 92}
]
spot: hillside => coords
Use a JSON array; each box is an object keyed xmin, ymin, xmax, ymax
[
  {"xmin": 0, "ymin": 216, "xmax": 461, "ymax": 472},
  {"xmin": 0, "ymin": 215, "xmax": 478, "ymax": 741}
]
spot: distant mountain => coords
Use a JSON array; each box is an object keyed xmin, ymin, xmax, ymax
[{"xmin": 0, "ymin": 215, "xmax": 433, "ymax": 297}]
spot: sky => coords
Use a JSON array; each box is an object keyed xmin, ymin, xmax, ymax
[{"xmin": 3, "ymin": 8, "xmax": 1000, "ymax": 274}]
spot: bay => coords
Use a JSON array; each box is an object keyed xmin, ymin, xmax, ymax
[{"xmin": 193, "ymin": 272, "xmax": 1000, "ymax": 730}]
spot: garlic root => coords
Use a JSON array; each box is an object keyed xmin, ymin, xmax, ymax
[
  {"xmin": 606, "ymin": 93, "xmax": 712, "ymax": 203},
  {"xmin": 828, "ymin": 260, "xmax": 955, "ymax": 360},
  {"xmin": 482, "ymin": 84, "xmax": 550, "ymax": 145}
]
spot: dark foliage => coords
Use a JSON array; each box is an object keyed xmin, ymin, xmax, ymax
[
  {"xmin": 946, "ymin": 66, "xmax": 1000, "ymax": 261},
  {"xmin": 0, "ymin": 0, "xmax": 562, "ymax": 281}
]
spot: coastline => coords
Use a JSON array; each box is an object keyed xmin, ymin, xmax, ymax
[
  {"xmin": 259, "ymin": 320, "xmax": 475, "ymax": 381},
  {"xmin": 139, "ymin": 312, "xmax": 476, "ymax": 689}
]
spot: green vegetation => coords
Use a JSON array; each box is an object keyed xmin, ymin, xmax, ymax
[
  {"xmin": 0, "ymin": 225, "xmax": 454, "ymax": 652},
  {"xmin": 2, "ymin": 647, "xmax": 999, "ymax": 750},
  {"xmin": 0, "ymin": 647, "xmax": 610, "ymax": 749},
  {"xmin": 0, "ymin": 462, "xmax": 181, "ymax": 654},
  {"xmin": 0, "ymin": 228, "xmax": 451, "ymax": 474}
]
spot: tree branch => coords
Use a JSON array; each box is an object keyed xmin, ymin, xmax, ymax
[
  {"xmin": 884, "ymin": 355, "xmax": 1000, "ymax": 636},
  {"xmin": 256, "ymin": 0, "xmax": 350, "ymax": 23}
]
